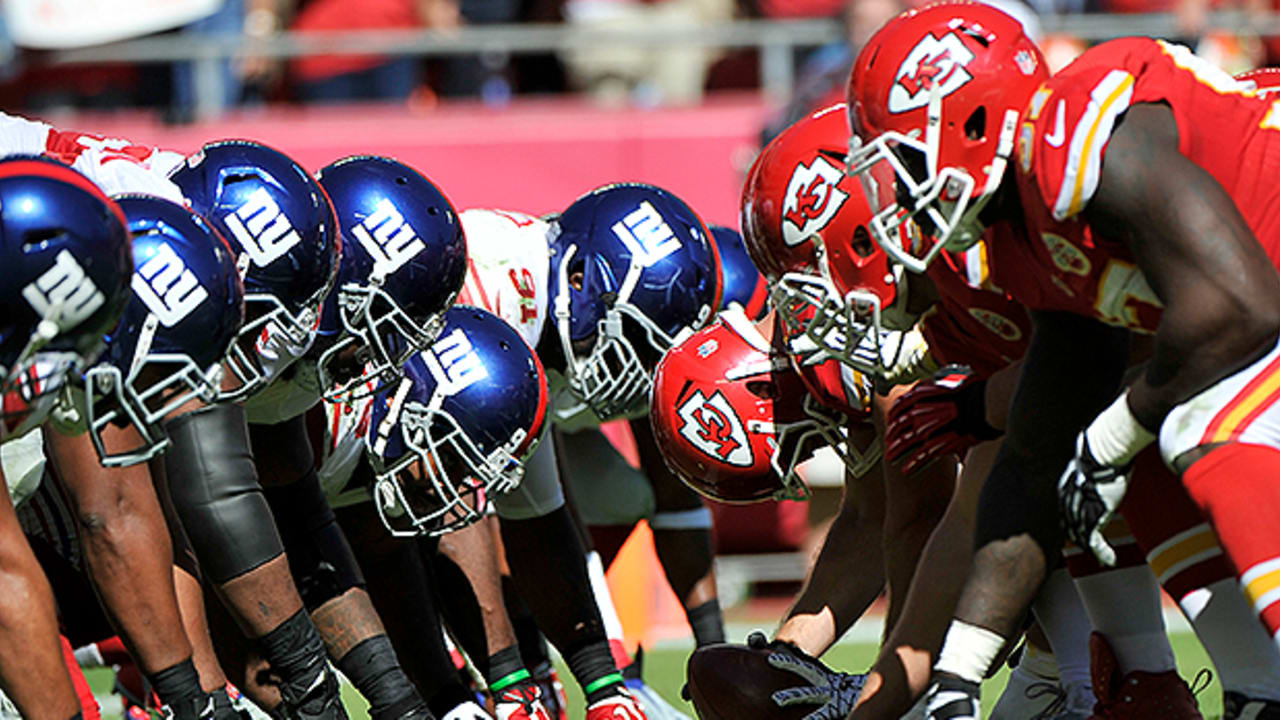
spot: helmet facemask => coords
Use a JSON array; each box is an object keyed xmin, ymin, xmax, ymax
[
  {"xmin": 84, "ymin": 338, "xmax": 225, "ymax": 466},
  {"xmin": 370, "ymin": 394, "xmax": 528, "ymax": 538},
  {"xmin": 771, "ymin": 228, "xmax": 906, "ymax": 376},
  {"xmin": 219, "ymin": 293, "xmax": 320, "ymax": 402},
  {"xmin": 316, "ymin": 280, "xmax": 449, "ymax": 402},
  {"xmin": 768, "ymin": 393, "xmax": 881, "ymax": 498},
  {"xmin": 0, "ymin": 351, "xmax": 80, "ymax": 441},
  {"xmin": 848, "ymin": 84, "xmax": 1019, "ymax": 273},
  {"xmin": 1, "ymin": 280, "xmax": 115, "ymax": 440},
  {"xmin": 554, "ymin": 244, "xmax": 699, "ymax": 420}
]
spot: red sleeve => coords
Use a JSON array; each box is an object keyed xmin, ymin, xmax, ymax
[{"xmin": 1015, "ymin": 63, "xmax": 1135, "ymax": 222}]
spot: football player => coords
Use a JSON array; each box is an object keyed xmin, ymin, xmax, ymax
[
  {"xmin": 327, "ymin": 304, "xmax": 553, "ymax": 720},
  {"xmin": 0, "ymin": 157, "xmax": 135, "ymax": 720},
  {"xmin": 382, "ymin": 186, "xmax": 719, "ymax": 720},
  {"xmin": 21, "ymin": 193, "xmax": 248, "ymax": 720},
  {"xmin": 162, "ymin": 141, "xmax": 349, "ymax": 720},
  {"xmin": 846, "ymin": 4, "xmax": 1280, "ymax": 717},
  {"xmin": 738, "ymin": 102, "xmax": 994, "ymax": 669},
  {"xmin": 0, "ymin": 116, "xmax": 251, "ymax": 720},
  {"xmin": 167, "ymin": 149, "xmax": 462, "ymax": 720}
]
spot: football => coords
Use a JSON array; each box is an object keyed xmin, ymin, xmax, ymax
[{"xmin": 684, "ymin": 642, "xmax": 818, "ymax": 720}]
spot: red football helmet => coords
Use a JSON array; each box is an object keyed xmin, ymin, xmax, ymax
[
  {"xmin": 846, "ymin": 0, "xmax": 1047, "ymax": 272},
  {"xmin": 1237, "ymin": 67, "xmax": 1280, "ymax": 95},
  {"xmin": 649, "ymin": 308, "xmax": 861, "ymax": 503},
  {"xmin": 741, "ymin": 103, "xmax": 914, "ymax": 374}
]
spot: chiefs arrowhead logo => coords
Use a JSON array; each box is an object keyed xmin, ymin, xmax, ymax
[
  {"xmin": 1040, "ymin": 232, "xmax": 1091, "ymax": 277},
  {"xmin": 888, "ymin": 32, "xmax": 976, "ymax": 114},
  {"xmin": 782, "ymin": 156, "xmax": 849, "ymax": 247},
  {"xmin": 676, "ymin": 389, "xmax": 753, "ymax": 467},
  {"xmin": 967, "ymin": 307, "xmax": 1024, "ymax": 343}
]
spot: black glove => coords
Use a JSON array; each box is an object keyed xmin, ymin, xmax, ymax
[
  {"xmin": 747, "ymin": 632, "xmax": 867, "ymax": 720},
  {"xmin": 1058, "ymin": 431, "xmax": 1132, "ymax": 566}
]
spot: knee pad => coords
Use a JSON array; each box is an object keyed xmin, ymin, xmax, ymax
[
  {"xmin": 973, "ymin": 452, "xmax": 1063, "ymax": 560},
  {"xmin": 263, "ymin": 469, "xmax": 365, "ymax": 611},
  {"xmin": 163, "ymin": 404, "xmax": 284, "ymax": 584},
  {"xmin": 157, "ymin": 477, "xmax": 201, "ymax": 581}
]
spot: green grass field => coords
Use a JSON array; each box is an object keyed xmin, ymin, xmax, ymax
[{"xmin": 84, "ymin": 632, "xmax": 1222, "ymax": 719}]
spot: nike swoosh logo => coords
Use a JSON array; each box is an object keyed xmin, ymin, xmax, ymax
[{"xmin": 1045, "ymin": 100, "xmax": 1066, "ymax": 148}]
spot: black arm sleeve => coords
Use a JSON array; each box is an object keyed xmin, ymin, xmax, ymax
[{"xmin": 974, "ymin": 311, "xmax": 1129, "ymax": 557}]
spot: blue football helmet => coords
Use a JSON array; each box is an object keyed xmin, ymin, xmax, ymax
[
  {"xmin": 83, "ymin": 195, "xmax": 244, "ymax": 466},
  {"xmin": 548, "ymin": 183, "xmax": 722, "ymax": 419},
  {"xmin": 169, "ymin": 140, "xmax": 340, "ymax": 402},
  {"xmin": 315, "ymin": 156, "xmax": 466, "ymax": 400},
  {"xmin": 709, "ymin": 224, "xmax": 767, "ymax": 320},
  {"xmin": 0, "ymin": 157, "xmax": 133, "ymax": 442},
  {"xmin": 366, "ymin": 306, "xmax": 548, "ymax": 537}
]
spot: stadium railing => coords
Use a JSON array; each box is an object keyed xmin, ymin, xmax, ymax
[{"xmin": 30, "ymin": 12, "xmax": 1280, "ymax": 119}]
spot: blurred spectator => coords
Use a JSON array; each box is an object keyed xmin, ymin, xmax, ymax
[
  {"xmin": 1041, "ymin": 33, "xmax": 1088, "ymax": 72},
  {"xmin": 1196, "ymin": 30, "xmax": 1264, "ymax": 73},
  {"xmin": 560, "ymin": 0, "xmax": 736, "ymax": 105},
  {"xmin": 1168, "ymin": 0, "xmax": 1270, "ymax": 69},
  {"xmin": 759, "ymin": 0, "xmax": 902, "ymax": 144},
  {"xmin": 759, "ymin": 0, "xmax": 1042, "ymax": 144},
  {"xmin": 287, "ymin": 0, "xmax": 459, "ymax": 103},
  {"xmin": 755, "ymin": 0, "xmax": 846, "ymax": 16},
  {"xmin": 436, "ymin": 0, "xmax": 522, "ymax": 102},
  {"xmin": 171, "ymin": 0, "xmax": 252, "ymax": 122}
]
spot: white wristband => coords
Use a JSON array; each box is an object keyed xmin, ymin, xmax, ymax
[
  {"xmin": 1084, "ymin": 391, "xmax": 1156, "ymax": 467},
  {"xmin": 934, "ymin": 620, "xmax": 1005, "ymax": 684}
]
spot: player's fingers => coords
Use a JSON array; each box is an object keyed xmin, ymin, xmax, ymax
[
  {"xmin": 1090, "ymin": 529, "xmax": 1116, "ymax": 567},
  {"xmin": 767, "ymin": 653, "xmax": 830, "ymax": 686},
  {"xmin": 771, "ymin": 686, "xmax": 830, "ymax": 706}
]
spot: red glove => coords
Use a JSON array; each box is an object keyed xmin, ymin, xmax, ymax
[{"xmin": 885, "ymin": 365, "xmax": 1002, "ymax": 474}]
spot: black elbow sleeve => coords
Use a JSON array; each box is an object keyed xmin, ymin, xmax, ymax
[
  {"xmin": 163, "ymin": 403, "xmax": 285, "ymax": 584},
  {"xmin": 973, "ymin": 451, "xmax": 1064, "ymax": 560}
]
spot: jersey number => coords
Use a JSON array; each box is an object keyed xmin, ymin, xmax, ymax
[{"xmin": 509, "ymin": 268, "xmax": 537, "ymax": 323}]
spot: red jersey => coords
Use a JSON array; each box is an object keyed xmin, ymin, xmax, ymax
[
  {"xmin": 993, "ymin": 37, "xmax": 1280, "ymax": 331},
  {"xmin": 922, "ymin": 247, "xmax": 1031, "ymax": 378},
  {"xmin": 793, "ymin": 354, "xmax": 872, "ymax": 419}
]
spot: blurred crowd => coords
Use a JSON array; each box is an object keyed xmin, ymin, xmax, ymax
[{"xmin": 0, "ymin": 0, "xmax": 1273, "ymax": 121}]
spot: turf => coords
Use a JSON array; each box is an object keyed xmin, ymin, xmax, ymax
[{"xmin": 88, "ymin": 631, "xmax": 1218, "ymax": 719}]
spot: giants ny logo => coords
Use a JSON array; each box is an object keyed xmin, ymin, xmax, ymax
[
  {"xmin": 131, "ymin": 242, "xmax": 209, "ymax": 327},
  {"xmin": 782, "ymin": 156, "xmax": 848, "ymax": 246},
  {"xmin": 887, "ymin": 32, "xmax": 975, "ymax": 114},
  {"xmin": 223, "ymin": 187, "xmax": 302, "ymax": 268},
  {"xmin": 423, "ymin": 328, "xmax": 490, "ymax": 397},
  {"xmin": 612, "ymin": 201, "xmax": 682, "ymax": 267},
  {"xmin": 676, "ymin": 389, "xmax": 752, "ymax": 467},
  {"xmin": 352, "ymin": 199, "xmax": 427, "ymax": 279},
  {"xmin": 22, "ymin": 249, "xmax": 105, "ymax": 331}
]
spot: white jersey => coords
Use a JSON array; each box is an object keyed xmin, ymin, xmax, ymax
[
  {"xmin": 455, "ymin": 210, "xmax": 613, "ymax": 430},
  {"xmin": 456, "ymin": 209, "xmax": 551, "ymax": 350},
  {"xmin": 244, "ymin": 357, "xmax": 323, "ymax": 426},
  {"xmin": 0, "ymin": 114, "xmax": 185, "ymax": 503},
  {"xmin": 0, "ymin": 112, "xmax": 185, "ymax": 202},
  {"xmin": 317, "ymin": 395, "xmax": 375, "ymax": 508},
  {"xmin": 315, "ymin": 208, "xmax": 555, "ymax": 503}
]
